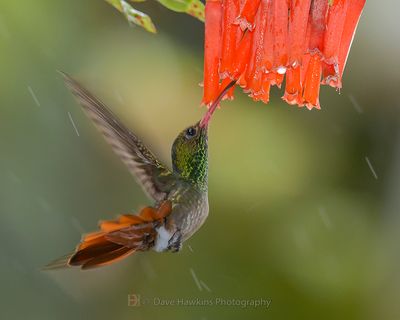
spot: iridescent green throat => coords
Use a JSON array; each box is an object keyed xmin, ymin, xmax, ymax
[{"xmin": 171, "ymin": 135, "xmax": 208, "ymax": 191}]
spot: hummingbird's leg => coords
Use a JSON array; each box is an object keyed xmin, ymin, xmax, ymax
[{"xmin": 167, "ymin": 230, "xmax": 182, "ymax": 253}]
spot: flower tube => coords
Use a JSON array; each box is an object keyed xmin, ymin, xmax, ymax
[
  {"xmin": 232, "ymin": 30, "xmax": 254, "ymax": 80},
  {"xmin": 322, "ymin": 0, "xmax": 349, "ymax": 88},
  {"xmin": 260, "ymin": 73, "xmax": 271, "ymax": 104},
  {"xmin": 337, "ymin": 0, "xmax": 366, "ymax": 85},
  {"xmin": 283, "ymin": 66, "xmax": 303, "ymax": 105},
  {"xmin": 308, "ymin": 0, "xmax": 328, "ymax": 52},
  {"xmin": 303, "ymin": 53, "xmax": 322, "ymax": 109},
  {"xmin": 220, "ymin": 0, "xmax": 240, "ymax": 79},
  {"xmin": 284, "ymin": 0, "xmax": 312, "ymax": 105},
  {"xmin": 201, "ymin": 0, "xmax": 366, "ymax": 114},
  {"xmin": 247, "ymin": 0, "xmax": 269, "ymax": 97},
  {"xmin": 202, "ymin": 0, "xmax": 223, "ymax": 107},
  {"xmin": 287, "ymin": 0, "xmax": 312, "ymax": 68},
  {"xmin": 272, "ymin": 0, "xmax": 289, "ymax": 74},
  {"xmin": 302, "ymin": 0, "xmax": 328, "ymax": 109},
  {"xmin": 261, "ymin": 0, "xmax": 274, "ymax": 73}
]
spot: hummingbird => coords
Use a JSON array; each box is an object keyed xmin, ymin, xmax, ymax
[{"xmin": 45, "ymin": 72, "xmax": 234, "ymax": 270}]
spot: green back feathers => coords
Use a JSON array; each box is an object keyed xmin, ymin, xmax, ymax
[{"xmin": 171, "ymin": 123, "xmax": 208, "ymax": 191}]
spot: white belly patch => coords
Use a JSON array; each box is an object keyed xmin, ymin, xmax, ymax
[{"xmin": 153, "ymin": 226, "xmax": 173, "ymax": 252}]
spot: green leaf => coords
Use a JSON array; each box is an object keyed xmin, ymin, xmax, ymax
[
  {"xmin": 157, "ymin": 0, "xmax": 205, "ymax": 22},
  {"xmin": 106, "ymin": 0, "xmax": 157, "ymax": 33}
]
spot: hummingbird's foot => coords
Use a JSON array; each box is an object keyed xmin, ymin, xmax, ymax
[{"xmin": 167, "ymin": 230, "xmax": 182, "ymax": 253}]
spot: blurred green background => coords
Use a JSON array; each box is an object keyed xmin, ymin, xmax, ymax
[{"xmin": 1, "ymin": 1, "xmax": 400, "ymax": 319}]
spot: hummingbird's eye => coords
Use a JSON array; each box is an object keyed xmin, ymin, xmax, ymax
[{"xmin": 185, "ymin": 127, "xmax": 197, "ymax": 139}]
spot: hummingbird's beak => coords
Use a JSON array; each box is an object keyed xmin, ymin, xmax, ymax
[
  {"xmin": 199, "ymin": 117, "xmax": 208, "ymax": 129},
  {"xmin": 199, "ymin": 79, "xmax": 236, "ymax": 128},
  {"xmin": 200, "ymin": 123, "xmax": 208, "ymax": 134},
  {"xmin": 197, "ymin": 120, "xmax": 208, "ymax": 136}
]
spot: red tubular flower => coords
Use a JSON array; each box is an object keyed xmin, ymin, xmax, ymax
[
  {"xmin": 200, "ymin": 0, "xmax": 366, "ymax": 125},
  {"xmin": 303, "ymin": 53, "xmax": 322, "ymax": 110},
  {"xmin": 272, "ymin": 0, "xmax": 289, "ymax": 74},
  {"xmin": 220, "ymin": 0, "xmax": 240, "ymax": 79},
  {"xmin": 235, "ymin": 0, "xmax": 262, "ymax": 31},
  {"xmin": 322, "ymin": 0, "xmax": 349, "ymax": 88},
  {"xmin": 301, "ymin": 0, "xmax": 328, "ymax": 109},
  {"xmin": 202, "ymin": 0, "xmax": 223, "ymax": 107},
  {"xmin": 232, "ymin": 30, "xmax": 254, "ymax": 80},
  {"xmin": 283, "ymin": 66, "xmax": 303, "ymax": 105},
  {"xmin": 247, "ymin": 0, "xmax": 269, "ymax": 97},
  {"xmin": 308, "ymin": 0, "xmax": 329, "ymax": 51},
  {"xmin": 336, "ymin": 0, "xmax": 366, "ymax": 85},
  {"xmin": 284, "ymin": 0, "xmax": 312, "ymax": 105},
  {"xmin": 287, "ymin": 0, "xmax": 312, "ymax": 67},
  {"xmin": 269, "ymin": 71, "xmax": 284, "ymax": 88},
  {"xmin": 262, "ymin": 0, "xmax": 274, "ymax": 73},
  {"xmin": 260, "ymin": 73, "xmax": 271, "ymax": 103}
]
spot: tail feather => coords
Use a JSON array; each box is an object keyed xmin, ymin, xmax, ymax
[
  {"xmin": 81, "ymin": 247, "xmax": 134, "ymax": 270},
  {"xmin": 42, "ymin": 253, "xmax": 73, "ymax": 270},
  {"xmin": 118, "ymin": 214, "xmax": 143, "ymax": 224},
  {"xmin": 99, "ymin": 220, "xmax": 133, "ymax": 233},
  {"xmin": 44, "ymin": 201, "xmax": 172, "ymax": 270},
  {"xmin": 105, "ymin": 224, "xmax": 156, "ymax": 247},
  {"xmin": 82, "ymin": 231, "xmax": 104, "ymax": 242},
  {"xmin": 78, "ymin": 231, "xmax": 107, "ymax": 250},
  {"xmin": 69, "ymin": 241, "xmax": 122, "ymax": 266}
]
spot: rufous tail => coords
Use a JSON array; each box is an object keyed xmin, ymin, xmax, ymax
[{"xmin": 43, "ymin": 201, "xmax": 171, "ymax": 270}]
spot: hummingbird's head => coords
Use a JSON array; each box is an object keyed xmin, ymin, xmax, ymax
[{"xmin": 171, "ymin": 122, "xmax": 208, "ymax": 189}]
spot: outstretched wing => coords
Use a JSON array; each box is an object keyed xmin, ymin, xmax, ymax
[{"xmin": 61, "ymin": 71, "xmax": 174, "ymax": 202}]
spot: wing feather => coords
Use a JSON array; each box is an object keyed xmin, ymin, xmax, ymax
[{"xmin": 60, "ymin": 71, "xmax": 174, "ymax": 202}]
